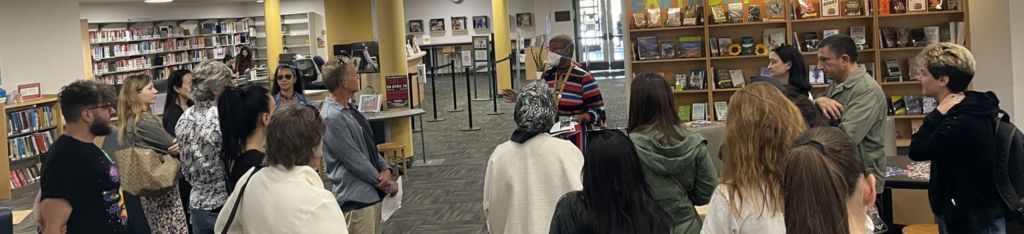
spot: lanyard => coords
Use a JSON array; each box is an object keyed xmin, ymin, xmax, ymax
[{"xmin": 553, "ymin": 64, "xmax": 574, "ymax": 105}]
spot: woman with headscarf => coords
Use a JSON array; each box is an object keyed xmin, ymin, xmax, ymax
[{"xmin": 483, "ymin": 80, "xmax": 585, "ymax": 234}]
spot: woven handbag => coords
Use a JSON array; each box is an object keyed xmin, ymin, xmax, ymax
[{"xmin": 114, "ymin": 127, "xmax": 180, "ymax": 196}]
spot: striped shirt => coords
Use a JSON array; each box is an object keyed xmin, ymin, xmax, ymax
[{"xmin": 542, "ymin": 62, "xmax": 605, "ymax": 148}]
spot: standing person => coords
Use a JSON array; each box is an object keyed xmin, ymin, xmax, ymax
[
  {"xmin": 767, "ymin": 45, "xmax": 812, "ymax": 97},
  {"xmin": 501, "ymin": 34, "xmax": 606, "ymax": 149},
  {"xmin": 214, "ymin": 105, "xmax": 348, "ymax": 233},
  {"xmin": 38, "ymin": 81, "xmax": 127, "ymax": 234},
  {"xmin": 320, "ymin": 59, "xmax": 397, "ymax": 234},
  {"xmin": 909, "ymin": 43, "xmax": 1006, "ymax": 234},
  {"xmin": 813, "ymin": 35, "xmax": 888, "ymax": 227},
  {"xmin": 484, "ymin": 80, "xmax": 585, "ymax": 234},
  {"xmin": 626, "ymin": 74, "xmax": 717, "ymax": 234},
  {"xmin": 272, "ymin": 64, "xmax": 312, "ymax": 107},
  {"xmin": 235, "ymin": 46, "xmax": 253, "ymax": 76},
  {"xmin": 222, "ymin": 55, "xmax": 240, "ymax": 79},
  {"xmin": 161, "ymin": 69, "xmax": 194, "ymax": 232},
  {"xmin": 176, "ymin": 60, "xmax": 235, "ymax": 234},
  {"xmin": 549, "ymin": 130, "xmax": 669, "ymax": 234},
  {"xmin": 784, "ymin": 127, "xmax": 877, "ymax": 234},
  {"xmin": 116, "ymin": 74, "xmax": 190, "ymax": 233},
  {"xmin": 701, "ymin": 83, "xmax": 806, "ymax": 234},
  {"xmin": 217, "ymin": 85, "xmax": 274, "ymax": 191}
]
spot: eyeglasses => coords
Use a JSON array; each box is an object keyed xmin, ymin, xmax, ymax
[{"xmin": 89, "ymin": 103, "xmax": 116, "ymax": 113}]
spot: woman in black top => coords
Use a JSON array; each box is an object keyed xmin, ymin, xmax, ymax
[
  {"xmin": 162, "ymin": 69, "xmax": 193, "ymax": 135},
  {"xmin": 550, "ymin": 130, "xmax": 670, "ymax": 234},
  {"xmin": 767, "ymin": 45, "xmax": 812, "ymax": 97},
  {"xmin": 218, "ymin": 85, "xmax": 274, "ymax": 190}
]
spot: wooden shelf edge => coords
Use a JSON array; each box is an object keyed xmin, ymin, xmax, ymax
[
  {"xmin": 709, "ymin": 55, "xmax": 768, "ymax": 61},
  {"xmin": 896, "ymin": 138, "xmax": 912, "ymax": 147},
  {"xmin": 708, "ymin": 21, "xmax": 786, "ymax": 28},
  {"xmin": 633, "ymin": 57, "xmax": 707, "ymax": 64},
  {"xmin": 630, "ymin": 25, "xmax": 706, "ymax": 32},
  {"xmin": 3, "ymin": 95, "xmax": 59, "ymax": 110},
  {"xmin": 878, "ymin": 10, "xmax": 966, "ymax": 18},
  {"xmin": 792, "ymin": 15, "xmax": 874, "ymax": 23}
]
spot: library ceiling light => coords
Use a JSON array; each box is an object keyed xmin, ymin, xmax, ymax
[{"xmin": 144, "ymin": 0, "xmax": 173, "ymax": 3}]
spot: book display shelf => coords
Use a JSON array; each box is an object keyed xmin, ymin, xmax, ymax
[
  {"xmin": 623, "ymin": 0, "xmax": 969, "ymax": 147},
  {"xmin": 88, "ymin": 17, "xmax": 254, "ymax": 85},
  {"xmin": 0, "ymin": 95, "xmax": 64, "ymax": 199}
]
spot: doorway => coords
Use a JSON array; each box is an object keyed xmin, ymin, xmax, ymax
[{"xmin": 574, "ymin": 0, "xmax": 625, "ymax": 73}]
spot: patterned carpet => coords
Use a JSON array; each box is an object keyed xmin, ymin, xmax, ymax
[{"xmin": 384, "ymin": 71, "xmax": 627, "ymax": 234}]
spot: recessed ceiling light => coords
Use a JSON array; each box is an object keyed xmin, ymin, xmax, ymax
[
  {"xmin": 257, "ymin": 0, "xmax": 264, "ymax": 3},
  {"xmin": 144, "ymin": 0, "xmax": 173, "ymax": 3}
]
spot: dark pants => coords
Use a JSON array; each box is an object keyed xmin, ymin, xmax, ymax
[
  {"xmin": 189, "ymin": 208, "xmax": 218, "ymax": 234},
  {"xmin": 178, "ymin": 178, "xmax": 193, "ymax": 233},
  {"xmin": 937, "ymin": 215, "xmax": 1006, "ymax": 234}
]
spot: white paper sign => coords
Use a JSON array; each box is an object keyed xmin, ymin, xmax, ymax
[{"xmin": 381, "ymin": 176, "xmax": 403, "ymax": 222}]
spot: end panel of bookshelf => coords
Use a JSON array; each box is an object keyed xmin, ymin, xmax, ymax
[{"xmin": 0, "ymin": 102, "xmax": 9, "ymax": 199}]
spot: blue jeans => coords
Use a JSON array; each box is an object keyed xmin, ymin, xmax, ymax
[
  {"xmin": 189, "ymin": 208, "xmax": 218, "ymax": 234},
  {"xmin": 937, "ymin": 215, "xmax": 1005, "ymax": 234}
]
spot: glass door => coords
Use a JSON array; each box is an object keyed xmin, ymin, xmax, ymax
[{"xmin": 575, "ymin": 0, "xmax": 624, "ymax": 72}]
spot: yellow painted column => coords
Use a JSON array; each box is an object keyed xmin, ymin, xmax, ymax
[
  {"xmin": 492, "ymin": 0, "xmax": 512, "ymax": 91},
  {"xmin": 378, "ymin": 0, "xmax": 415, "ymax": 159},
  {"xmin": 324, "ymin": 0, "xmax": 374, "ymax": 60},
  {"xmin": 264, "ymin": 0, "xmax": 283, "ymax": 73}
]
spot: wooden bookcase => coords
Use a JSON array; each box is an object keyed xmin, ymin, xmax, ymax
[
  {"xmin": 250, "ymin": 12, "xmax": 327, "ymax": 79},
  {"xmin": 0, "ymin": 95, "xmax": 64, "ymax": 199},
  {"xmin": 623, "ymin": 0, "xmax": 969, "ymax": 147}
]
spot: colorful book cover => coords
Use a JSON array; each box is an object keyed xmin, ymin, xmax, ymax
[
  {"xmin": 922, "ymin": 96, "xmax": 938, "ymax": 113},
  {"xmin": 678, "ymin": 36, "xmax": 703, "ymax": 58},
  {"xmin": 714, "ymin": 101, "xmax": 729, "ymax": 121},
  {"xmin": 678, "ymin": 105, "xmax": 692, "ymax": 122},
  {"xmin": 660, "ymin": 40, "xmax": 678, "ymax": 58},
  {"xmin": 637, "ymin": 37, "xmax": 661, "ymax": 60},
  {"xmin": 729, "ymin": 69, "xmax": 746, "ymax": 88},
  {"xmin": 692, "ymin": 102, "xmax": 708, "ymax": 121},
  {"xmin": 890, "ymin": 96, "xmax": 908, "ymax": 115},
  {"xmin": 822, "ymin": 0, "xmax": 841, "ymax": 17}
]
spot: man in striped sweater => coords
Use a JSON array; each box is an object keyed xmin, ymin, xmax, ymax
[{"xmin": 503, "ymin": 35, "xmax": 606, "ymax": 149}]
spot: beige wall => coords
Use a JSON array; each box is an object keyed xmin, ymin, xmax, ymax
[
  {"xmin": 0, "ymin": 0, "xmax": 85, "ymax": 94},
  {"xmin": 1011, "ymin": 0, "xmax": 1024, "ymax": 125},
  {"xmin": 970, "ymin": 0, "xmax": 1022, "ymax": 125}
]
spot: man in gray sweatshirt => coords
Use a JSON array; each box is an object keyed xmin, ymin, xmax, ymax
[{"xmin": 320, "ymin": 58, "xmax": 395, "ymax": 234}]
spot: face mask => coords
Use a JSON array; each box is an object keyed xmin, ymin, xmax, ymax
[{"xmin": 545, "ymin": 52, "xmax": 563, "ymax": 67}]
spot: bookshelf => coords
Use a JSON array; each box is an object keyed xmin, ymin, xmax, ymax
[
  {"xmin": 623, "ymin": 0, "xmax": 969, "ymax": 147},
  {"xmin": 250, "ymin": 12, "xmax": 326, "ymax": 79},
  {"xmin": 88, "ymin": 17, "xmax": 254, "ymax": 85},
  {"xmin": 0, "ymin": 95, "xmax": 64, "ymax": 199}
]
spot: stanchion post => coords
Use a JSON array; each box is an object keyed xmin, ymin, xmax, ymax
[
  {"xmin": 460, "ymin": 67, "xmax": 481, "ymax": 131},
  {"xmin": 487, "ymin": 35, "xmax": 503, "ymax": 115},
  {"xmin": 447, "ymin": 59, "xmax": 463, "ymax": 112},
  {"xmin": 426, "ymin": 50, "xmax": 444, "ymax": 122}
]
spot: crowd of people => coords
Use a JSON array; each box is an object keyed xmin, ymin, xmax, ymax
[{"xmin": 29, "ymin": 31, "xmax": 1008, "ymax": 234}]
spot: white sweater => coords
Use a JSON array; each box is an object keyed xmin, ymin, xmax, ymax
[
  {"xmin": 483, "ymin": 134, "xmax": 585, "ymax": 234},
  {"xmin": 701, "ymin": 185, "xmax": 786, "ymax": 234},
  {"xmin": 215, "ymin": 165, "xmax": 349, "ymax": 234}
]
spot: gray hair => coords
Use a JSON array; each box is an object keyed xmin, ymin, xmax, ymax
[
  {"xmin": 266, "ymin": 104, "xmax": 325, "ymax": 169},
  {"xmin": 190, "ymin": 60, "xmax": 233, "ymax": 102},
  {"xmin": 514, "ymin": 80, "xmax": 556, "ymax": 133},
  {"xmin": 549, "ymin": 34, "xmax": 575, "ymax": 54}
]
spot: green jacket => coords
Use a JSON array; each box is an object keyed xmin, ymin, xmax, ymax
[
  {"xmin": 630, "ymin": 126, "xmax": 718, "ymax": 234},
  {"xmin": 822, "ymin": 65, "xmax": 888, "ymax": 193}
]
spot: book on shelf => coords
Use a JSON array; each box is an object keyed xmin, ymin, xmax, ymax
[
  {"xmin": 907, "ymin": 59, "xmax": 921, "ymax": 81},
  {"xmin": 710, "ymin": 2, "xmax": 728, "ymax": 24},
  {"xmin": 922, "ymin": 96, "xmax": 938, "ymax": 113},
  {"xmin": 908, "ymin": 0, "xmax": 928, "ymax": 12},
  {"xmin": 727, "ymin": 3, "xmax": 743, "ymax": 23},
  {"xmin": 748, "ymin": 4, "xmax": 762, "ymax": 22},
  {"xmin": 7, "ymin": 130, "xmax": 56, "ymax": 161},
  {"xmin": 666, "ymin": 8, "xmax": 683, "ymax": 27},
  {"xmin": 823, "ymin": 29, "xmax": 840, "ymax": 39},
  {"xmin": 763, "ymin": 28, "xmax": 787, "ymax": 49},
  {"xmin": 636, "ymin": 37, "xmax": 661, "ymax": 60},
  {"xmin": 740, "ymin": 37, "xmax": 756, "ymax": 55},
  {"xmin": 632, "ymin": 12, "xmax": 647, "ymax": 28},
  {"xmin": 863, "ymin": 63, "xmax": 876, "ymax": 77},
  {"xmin": 884, "ymin": 58, "xmax": 903, "ymax": 82},
  {"xmin": 9, "ymin": 164, "xmax": 42, "ymax": 190},
  {"xmin": 904, "ymin": 95, "xmax": 924, "ymax": 115},
  {"xmin": 802, "ymin": 32, "xmax": 820, "ymax": 52},
  {"xmin": 647, "ymin": 8, "xmax": 663, "ymax": 28},
  {"xmin": 896, "ymin": 28, "xmax": 911, "ymax": 48},
  {"xmin": 765, "ymin": 0, "xmax": 786, "ymax": 21},
  {"xmin": 809, "ymin": 65, "xmax": 826, "ymax": 84},
  {"xmin": 729, "ymin": 69, "xmax": 746, "ymax": 88},
  {"xmin": 716, "ymin": 38, "xmax": 732, "ymax": 57},
  {"xmin": 714, "ymin": 101, "xmax": 729, "ymax": 121},
  {"xmin": 911, "ymin": 28, "xmax": 927, "ymax": 47},
  {"xmin": 715, "ymin": 68, "xmax": 734, "ymax": 89},
  {"xmin": 890, "ymin": 96, "xmax": 908, "ymax": 115},
  {"xmin": 946, "ymin": 0, "xmax": 960, "ymax": 10},
  {"xmin": 675, "ymin": 74, "xmax": 686, "ymax": 90},
  {"xmin": 660, "ymin": 40, "xmax": 678, "ymax": 59},
  {"xmin": 678, "ymin": 105, "xmax": 692, "ymax": 122},
  {"xmin": 879, "ymin": 0, "xmax": 891, "ymax": 15},
  {"xmin": 678, "ymin": 36, "xmax": 703, "ymax": 58},
  {"xmin": 955, "ymin": 21, "xmax": 966, "ymax": 45},
  {"xmin": 687, "ymin": 69, "xmax": 707, "ymax": 90},
  {"xmin": 939, "ymin": 26, "xmax": 952, "ymax": 43},
  {"xmin": 6, "ymin": 106, "xmax": 56, "ymax": 136},
  {"xmin": 891, "ymin": 0, "xmax": 908, "ymax": 14},
  {"xmin": 846, "ymin": 0, "xmax": 864, "ymax": 16},
  {"xmin": 683, "ymin": 4, "xmax": 704, "ymax": 25},
  {"xmin": 709, "ymin": 37, "xmax": 721, "ymax": 57},
  {"xmin": 851, "ymin": 26, "xmax": 868, "ymax": 49},
  {"xmin": 822, "ymin": 0, "xmax": 841, "ymax": 17},
  {"xmin": 880, "ymin": 27, "xmax": 897, "ymax": 48},
  {"xmin": 692, "ymin": 102, "xmax": 708, "ymax": 121},
  {"xmin": 928, "ymin": 0, "xmax": 945, "ymax": 11},
  {"xmin": 796, "ymin": 0, "xmax": 820, "ymax": 19}
]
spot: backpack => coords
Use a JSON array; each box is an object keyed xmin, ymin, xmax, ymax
[{"xmin": 992, "ymin": 109, "xmax": 1024, "ymax": 223}]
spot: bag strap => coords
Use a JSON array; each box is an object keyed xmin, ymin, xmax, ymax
[{"xmin": 220, "ymin": 166, "xmax": 265, "ymax": 234}]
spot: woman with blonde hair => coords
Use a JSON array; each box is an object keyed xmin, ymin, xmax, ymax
[
  {"xmin": 701, "ymin": 83, "xmax": 806, "ymax": 234},
  {"xmin": 116, "ymin": 74, "xmax": 189, "ymax": 233}
]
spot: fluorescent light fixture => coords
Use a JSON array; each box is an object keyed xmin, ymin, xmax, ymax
[
  {"xmin": 257, "ymin": 0, "xmax": 264, "ymax": 3},
  {"xmin": 144, "ymin": 0, "xmax": 173, "ymax": 3}
]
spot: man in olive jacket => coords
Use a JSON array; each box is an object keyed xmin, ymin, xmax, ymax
[{"xmin": 631, "ymin": 127, "xmax": 718, "ymax": 234}]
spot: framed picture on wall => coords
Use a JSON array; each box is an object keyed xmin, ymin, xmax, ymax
[
  {"xmin": 408, "ymin": 20, "xmax": 424, "ymax": 33},
  {"xmin": 451, "ymin": 16, "xmax": 467, "ymax": 32},
  {"xmin": 472, "ymin": 16, "xmax": 490, "ymax": 30},
  {"xmin": 516, "ymin": 13, "xmax": 533, "ymax": 28},
  {"xmin": 430, "ymin": 18, "xmax": 446, "ymax": 33}
]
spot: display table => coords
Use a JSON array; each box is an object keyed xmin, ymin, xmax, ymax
[
  {"xmin": 882, "ymin": 156, "xmax": 934, "ymax": 227},
  {"xmin": 362, "ymin": 108, "xmax": 426, "ymax": 161},
  {"xmin": 364, "ymin": 108, "xmax": 426, "ymax": 121}
]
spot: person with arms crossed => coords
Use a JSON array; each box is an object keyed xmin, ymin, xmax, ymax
[
  {"xmin": 38, "ymin": 80, "xmax": 127, "ymax": 234},
  {"xmin": 320, "ymin": 58, "xmax": 397, "ymax": 234}
]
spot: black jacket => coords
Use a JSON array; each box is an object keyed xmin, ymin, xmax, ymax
[
  {"xmin": 909, "ymin": 91, "xmax": 1004, "ymax": 230},
  {"xmin": 549, "ymin": 191, "xmax": 670, "ymax": 234}
]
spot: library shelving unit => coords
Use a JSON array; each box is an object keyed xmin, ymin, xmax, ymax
[
  {"xmin": 623, "ymin": 0, "xmax": 969, "ymax": 147},
  {"xmin": 250, "ymin": 12, "xmax": 326, "ymax": 78},
  {"xmin": 0, "ymin": 95, "xmax": 63, "ymax": 199},
  {"xmin": 87, "ymin": 17, "xmax": 254, "ymax": 85}
]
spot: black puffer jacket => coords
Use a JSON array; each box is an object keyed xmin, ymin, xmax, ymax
[{"xmin": 909, "ymin": 91, "xmax": 1005, "ymax": 232}]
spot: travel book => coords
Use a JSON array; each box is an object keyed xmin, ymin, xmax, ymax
[
  {"xmin": 692, "ymin": 102, "xmax": 708, "ymax": 121},
  {"xmin": 890, "ymin": 96, "xmax": 908, "ymax": 115},
  {"xmin": 637, "ymin": 37, "xmax": 661, "ymax": 60},
  {"xmin": 714, "ymin": 101, "xmax": 729, "ymax": 121},
  {"xmin": 660, "ymin": 40, "xmax": 678, "ymax": 58},
  {"xmin": 683, "ymin": 4, "xmax": 703, "ymax": 25},
  {"xmin": 688, "ymin": 69, "xmax": 706, "ymax": 90},
  {"xmin": 885, "ymin": 58, "xmax": 903, "ymax": 82},
  {"xmin": 729, "ymin": 69, "xmax": 746, "ymax": 88},
  {"xmin": 763, "ymin": 28, "xmax": 787, "ymax": 48},
  {"xmin": 846, "ymin": 0, "xmax": 864, "ymax": 16},
  {"xmin": 678, "ymin": 36, "xmax": 703, "ymax": 58},
  {"xmin": 678, "ymin": 105, "xmax": 692, "ymax": 122},
  {"xmin": 727, "ymin": 3, "xmax": 744, "ymax": 23},
  {"xmin": 666, "ymin": 8, "xmax": 683, "ymax": 27},
  {"xmin": 715, "ymin": 69, "xmax": 734, "ymax": 89},
  {"xmin": 822, "ymin": 0, "xmax": 841, "ymax": 17},
  {"xmin": 711, "ymin": 3, "xmax": 728, "ymax": 24}
]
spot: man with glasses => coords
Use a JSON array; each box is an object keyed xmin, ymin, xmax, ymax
[
  {"xmin": 502, "ymin": 34, "xmax": 606, "ymax": 149},
  {"xmin": 320, "ymin": 58, "xmax": 396, "ymax": 234},
  {"xmin": 38, "ymin": 81, "xmax": 127, "ymax": 234}
]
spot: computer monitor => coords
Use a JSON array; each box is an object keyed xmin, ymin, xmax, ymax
[
  {"xmin": 333, "ymin": 41, "xmax": 380, "ymax": 74},
  {"xmin": 294, "ymin": 58, "xmax": 320, "ymax": 85},
  {"xmin": 279, "ymin": 53, "xmax": 298, "ymax": 66}
]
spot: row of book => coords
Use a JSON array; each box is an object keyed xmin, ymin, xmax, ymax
[
  {"xmin": 631, "ymin": 3, "xmax": 704, "ymax": 29},
  {"xmin": 890, "ymin": 95, "xmax": 937, "ymax": 116},
  {"xmin": 90, "ymin": 21, "xmax": 251, "ymax": 43},
  {"xmin": 878, "ymin": 0, "xmax": 961, "ymax": 15},
  {"xmin": 795, "ymin": 26, "xmax": 870, "ymax": 52},
  {"xmin": 670, "ymin": 69, "xmax": 708, "ymax": 91},
  {"xmin": 635, "ymin": 36, "xmax": 703, "ymax": 60},
  {"xmin": 880, "ymin": 22, "xmax": 966, "ymax": 49},
  {"xmin": 94, "ymin": 62, "xmax": 199, "ymax": 85},
  {"xmin": 94, "ymin": 51, "xmax": 209, "ymax": 76},
  {"xmin": 199, "ymin": 21, "xmax": 251, "ymax": 35},
  {"xmin": 6, "ymin": 106, "xmax": 57, "ymax": 136},
  {"xmin": 677, "ymin": 101, "xmax": 730, "ymax": 122},
  {"xmin": 793, "ymin": 0, "xmax": 873, "ymax": 20},
  {"xmin": 10, "ymin": 164, "xmax": 41, "ymax": 190},
  {"xmin": 91, "ymin": 36, "xmax": 209, "ymax": 60},
  {"xmin": 7, "ymin": 130, "xmax": 56, "ymax": 161}
]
